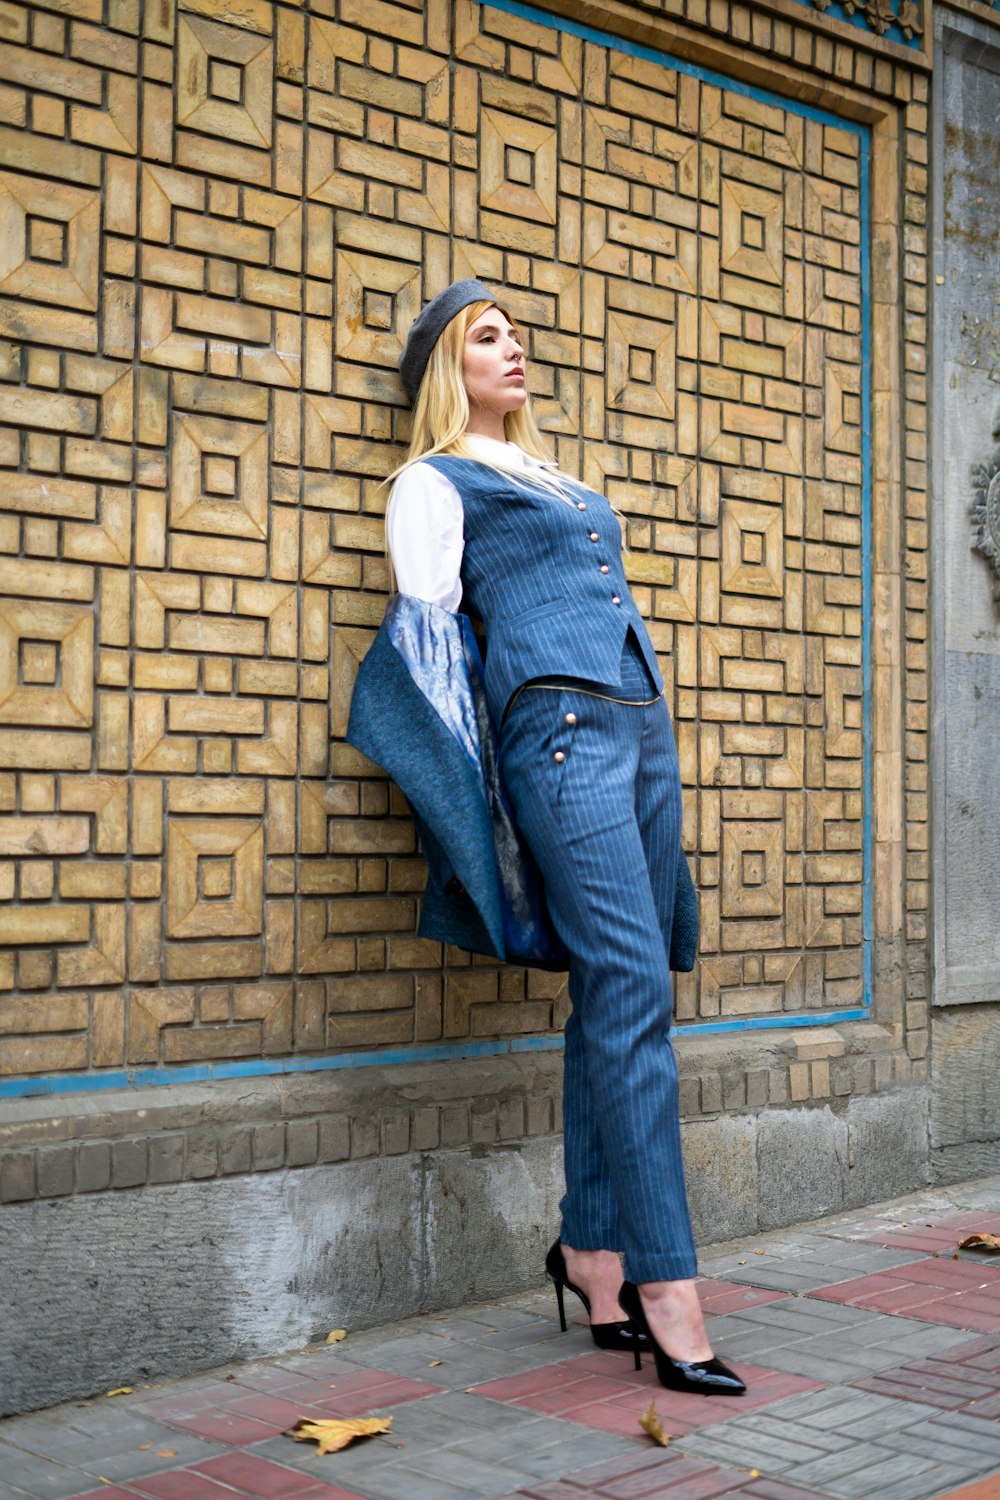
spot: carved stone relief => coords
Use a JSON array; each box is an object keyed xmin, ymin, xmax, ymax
[{"xmin": 971, "ymin": 446, "xmax": 1000, "ymax": 601}]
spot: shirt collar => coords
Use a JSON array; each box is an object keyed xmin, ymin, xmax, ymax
[{"xmin": 464, "ymin": 434, "xmax": 552, "ymax": 470}]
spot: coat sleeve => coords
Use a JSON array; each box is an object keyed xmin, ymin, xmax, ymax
[
  {"xmin": 347, "ymin": 601, "xmax": 505, "ymax": 960},
  {"xmin": 347, "ymin": 595, "xmax": 567, "ymax": 969}
]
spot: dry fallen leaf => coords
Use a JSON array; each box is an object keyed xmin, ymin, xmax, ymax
[
  {"xmin": 959, "ymin": 1234, "xmax": 1000, "ymax": 1253},
  {"xmin": 754, "ymin": 1250, "xmax": 765, "ymax": 1256},
  {"xmin": 749, "ymin": 1469, "xmax": 760, "ymax": 1478},
  {"xmin": 290, "ymin": 1416, "xmax": 392, "ymax": 1455},
  {"xmin": 326, "ymin": 1329, "xmax": 348, "ymax": 1344},
  {"xmin": 638, "ymin": 1401, "xmax": 670, "ymax": 1447},
  {"xmin": 156, "ymin": 1450, "xmax": 175, "ymax": 1459},
  {"xmin": 105, "ymin": 1387, "xmax": 132, "ymax": 1397},
  {"xmin": 427, "ymin": 1360, "xmax": 443, "ymax": 1367}
]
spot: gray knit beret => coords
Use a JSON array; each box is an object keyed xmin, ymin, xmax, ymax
[{"xmin": 398, "ymin": 278, "xmax": 496, "ymax": 404}]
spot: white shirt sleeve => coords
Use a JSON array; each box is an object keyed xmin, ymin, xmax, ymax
[{"xmin": 386, "ymin": 461, "xmax": 465, "ymax": 612}]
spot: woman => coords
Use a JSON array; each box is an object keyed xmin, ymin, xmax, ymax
[{"xmin": 375, "ymin": 279, "xmax": 743, "ymax": 1396}]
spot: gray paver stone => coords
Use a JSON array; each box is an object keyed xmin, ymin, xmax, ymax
[
  {"xmin": 795, "ymin": 1447, "xmax": 962, "ymax": 1499},
  {"xmin": 407, "ymin": 1445, "xmax": 540, "ymax": 1496}
]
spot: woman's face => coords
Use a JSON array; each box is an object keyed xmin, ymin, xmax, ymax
[{"xmin": 462, "ymin": 306, "xmax": 527, "ymax": 427}]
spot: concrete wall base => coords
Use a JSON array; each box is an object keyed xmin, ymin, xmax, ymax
[{"xmin": 0, "ymin": 1067, "xmax": 928, "ymax": 1414}]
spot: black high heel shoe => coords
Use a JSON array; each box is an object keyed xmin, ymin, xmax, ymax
[
  {"xmin": 618, "ymin": 1280, "xmax": 746, "ymax": 1395},
  {"xmin": 545, "ymin": 1241, "xmax": 649, "ymax": 1354}
]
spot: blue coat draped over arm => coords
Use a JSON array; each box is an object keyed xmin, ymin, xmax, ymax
[{"xmin": 346, "ymin": 594, "xmax": 698, "ymax": 973}]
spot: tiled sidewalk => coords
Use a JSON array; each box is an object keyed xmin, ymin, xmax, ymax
[{"xmin": 3, "ymin": 1178, "xmax": 1000, "ymax": 1500}]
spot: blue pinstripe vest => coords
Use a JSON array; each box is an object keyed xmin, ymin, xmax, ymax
[{"xmin": 424, "ymin": 456, "xmax": 663, "ymax": 725}]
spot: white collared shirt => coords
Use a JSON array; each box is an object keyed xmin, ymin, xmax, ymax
[{"xmin": 386, "ymin": 434, "xmax": 556, "ymax": 612}]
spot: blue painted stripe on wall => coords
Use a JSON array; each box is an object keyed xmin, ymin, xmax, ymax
[
  {"xmin": 0, "ymin": 4, "xmax": 876, "ymax": 1108},
  {"xmin": 0, "ymin": 1009, "xmax": 870, "ymax": 1101}
]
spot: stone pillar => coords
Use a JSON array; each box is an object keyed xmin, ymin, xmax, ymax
[{"xmin": 930, "ymin": 2, "xmax": 1000, "ymax": 1178}]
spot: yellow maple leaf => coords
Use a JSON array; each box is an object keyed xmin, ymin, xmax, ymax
[
  {"xmin": 105, "ymin": 1387, "xmax": 132, "ymax": 1397},
  {"xmin": 290, "ymin": 1415, "xmax": 392, "ymax": 1455},
  {"xmin": 638, "ymin": 1401, "xmax": 670, "ymax": 1446},
  {"xmin": 325, "ymin": 1329, "xmax": 348, "ymax": 1344}
]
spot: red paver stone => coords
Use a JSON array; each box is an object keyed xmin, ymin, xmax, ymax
[
  {"xmin": 476, "ymin": 1358, "xmax": 610, "ymax": 1402},
  {"xmin": 308, "ymin": 1375, "xmax": 443, "ymax": 1416},
  {"xmin": 125, "ymin": 1473, "xmax": 242, "ymax": 1500},
  {"xmin": 151, "ymin": 1366, "xmax": 444, "ymax": 1442},
  {"xmin": 518, "ymin": 1373, "xmax": 645, "ymax": 1416},
  {"xmin": 563, "ymin": 1366, "xmax": 821, "ymax": 1441},
  {"xmin": 937, "ymin": 1331, "xmax": 1000, "ymax": 1370},
  {"xmin": 473, "ymin": 1349, "xmax": 820, "ymax": 1439},
  {"xmin": 269, "ymin": 1368, "xmax": 445, "ymax": 1411},
  {"xmin": 932, "ymin": 1475, "xmax": 1000, "ymax": 1500},
  {"xmin": 904, "ymin": 1259, "xmax": 1000, "ymax": 1290},
  {"xmin": 135, "ymin": 1382, "xmax": 248, "ymax": 1419},
  {"xmin": 212, "ymin": 1392, "xmax": 307, "ymax": 1425},
  {"xmin": 265, "ymin": 1376, "xmax": 360, "ymax": 1405},
  {"xmin": 809, "ymin": 1257, "xmax": 1000, "ymax": 1331},
  {"xmin": 855, "ymin": 1211, "xmax": 1000, "ymax": 1254},
  {"xmin": 567, "ymin": 1350, "xmax": 664, "ymax": 1380},
  {"xmin": 697, "ymin": 1281, "xmax": 789, "ymax": 1317},
  {"xmin": 155, "ymin": 1408, "xmax": 285, "ymax": 1445},
  {"xmin": 290, "ymin": 1367, "xmax": 406, "ymax": 1395},
  {"xmin": 222, "ymin": 1368, "xmax": 309, "ymax": 1393},
  {"xmin": 192, "ymin": 1451, "xmax": 364, "ymax": 1498}
]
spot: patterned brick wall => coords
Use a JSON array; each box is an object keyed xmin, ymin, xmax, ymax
[{"xmin": 0, "ymin": 0, "xmax": 927, "ymax": 1087}]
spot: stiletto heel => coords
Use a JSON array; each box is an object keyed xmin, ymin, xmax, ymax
[
  {"xmin": 618, "ymin": 1281, "xmax": 746, "ymax": 1396},
  {"xmin": 545, "ymin": 1241, "xmax": 649, "ymax": 1354},
  {"xmin": 554, "ymin": 1276, "xmax": 567, "ymax": 1333}
]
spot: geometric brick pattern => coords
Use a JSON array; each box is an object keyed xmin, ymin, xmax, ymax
[{"xmin": 0, "ymin": 0, "xmax": 928, "ymax": 1077}]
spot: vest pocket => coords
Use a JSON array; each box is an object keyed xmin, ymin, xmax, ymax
[{"xmin": 510, "ymin": 597, "xmax": 566, "ymax": 628}]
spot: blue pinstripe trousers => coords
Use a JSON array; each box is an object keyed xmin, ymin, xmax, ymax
[{"xmin": 499, "ymin": 636, "xmax": 698, "ymax": 1284}]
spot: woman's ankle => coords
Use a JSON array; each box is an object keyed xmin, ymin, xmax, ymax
[{"xmin": 636, "ymin": 1279, "xmax": 712, "ymax": 1359}]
